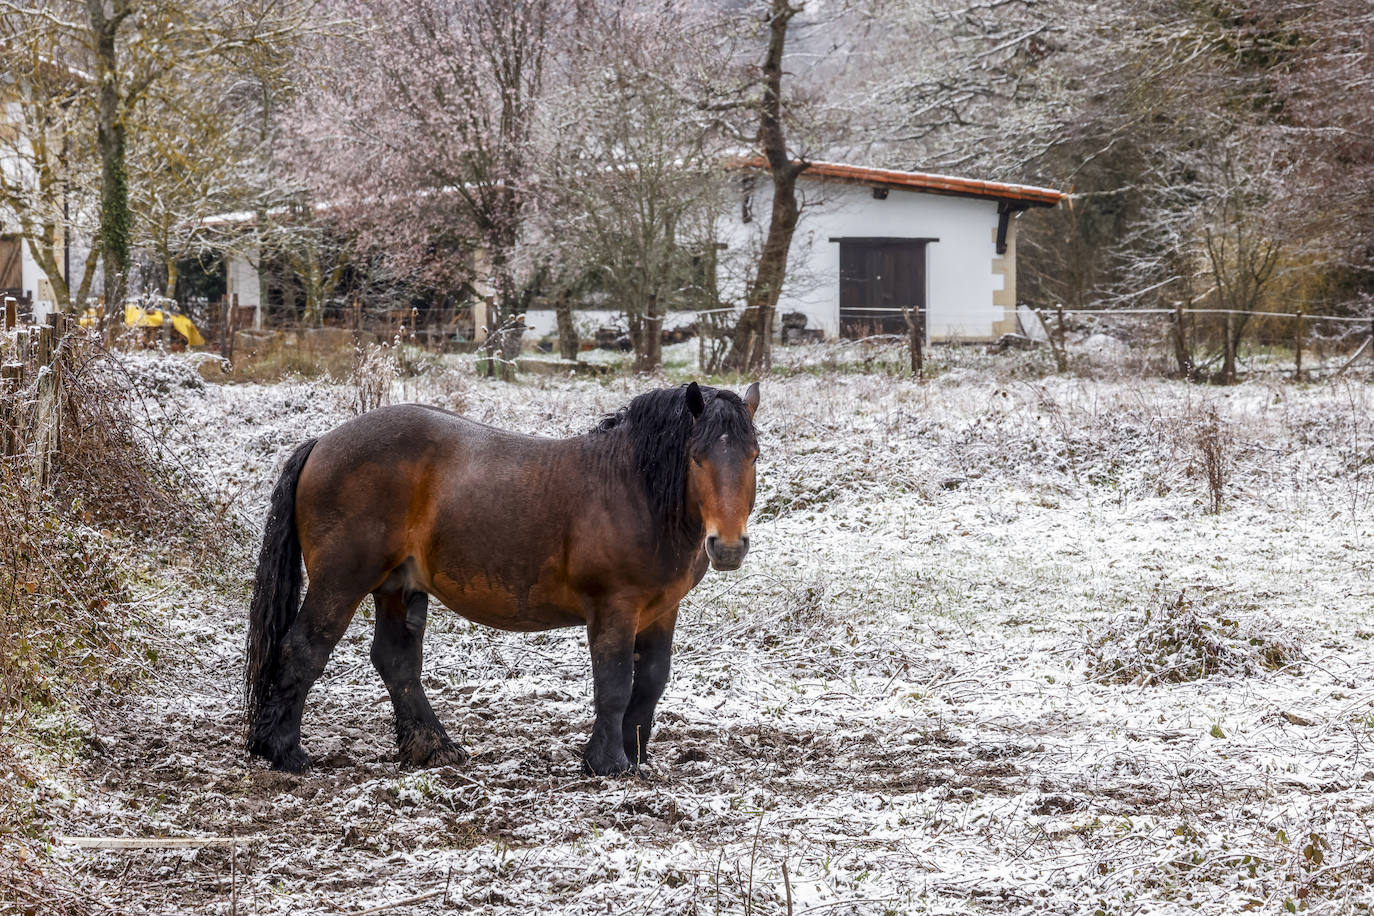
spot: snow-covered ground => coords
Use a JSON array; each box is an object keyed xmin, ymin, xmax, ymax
[{"xmin": 41, "ymin": 352, "xmax": 1374, "ymax": 914}]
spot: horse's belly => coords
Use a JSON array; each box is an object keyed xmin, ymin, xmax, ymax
[{"xmin": 429, "ymin": 576, "xmax": 584, "ymax": 632}]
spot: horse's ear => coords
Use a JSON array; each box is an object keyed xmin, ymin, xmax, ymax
[
  {"xmin": 744, "ymin": 382, "xmax": 760, "ymax": 417},
  {"xmin": 686, "ymin": 381, "xmax": 705, "ymax": 419}
]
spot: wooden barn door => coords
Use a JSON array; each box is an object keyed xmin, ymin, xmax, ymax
[
  {"xmin": 0, "ymin": 236, "xmax": 21, "ymax": 298},
  {"xmin": 838, "ymin": 239, "xmax": 928, "ymax": 339}
]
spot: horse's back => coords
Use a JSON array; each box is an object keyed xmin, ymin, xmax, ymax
[{"xmin": 292, "ymin": 404, "xmax": 590, "ymax": 619}]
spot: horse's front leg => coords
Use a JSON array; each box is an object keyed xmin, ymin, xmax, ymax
[
  {"xmin": 623, "ymin": 604, "xmax": 678, "ymax": 766},
  {"xmin": 583, "ymin": 602, "xmax": 638, "ymax": 776}
]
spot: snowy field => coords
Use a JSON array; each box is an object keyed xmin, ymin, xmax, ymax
[{"xmin": 41, "ymin": 350, "xmax": 1374, "ymax": 914}]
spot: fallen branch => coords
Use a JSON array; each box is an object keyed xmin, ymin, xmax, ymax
[
  {"xmin": 59, "ymin": 836, "xmax": 237, "ymax": 849},
  {"xmin": 1332, "ymin": 335, "xmax": 1372, "ymax": 378}
]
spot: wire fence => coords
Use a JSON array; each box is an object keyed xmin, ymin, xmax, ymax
[
  {"xmin": 688, "ymin": 303, "xmax": 1373, "ymax": 323},
  {"xmin": 1043, "ymin": 306, "xmax": 1373, "ymax": 325}
]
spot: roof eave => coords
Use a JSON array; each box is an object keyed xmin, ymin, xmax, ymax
[{"xmin": 731, "ymin": 156, "xmax": 1065, "ymax": 208}]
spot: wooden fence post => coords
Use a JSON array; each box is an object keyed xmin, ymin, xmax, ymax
[
  {"xmin": 1293, "ymin": 306, "xmax": 1305, "ymax": 381},
  {"xmin": 37, "ymin": 326, "xmax": 54, "ymax": 367},
  {"xmin": 3, "ymin": 297, "xmax": 15, "ymax": 331},
  {"xmin": 1, "ymin": 363, "xmax": 23, "ymax": 458}
]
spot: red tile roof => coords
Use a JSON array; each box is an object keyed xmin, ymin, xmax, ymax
[{"xmin": 738, "ymin": 157, "xmax": 1064, "ymax": 207}]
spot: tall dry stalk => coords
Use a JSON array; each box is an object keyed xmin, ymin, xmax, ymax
[
  {"xmin": 1196, "ymin": 406, "xmax": 1229, "ymax": 514},
  {"xmin": 353, "ymin": 342, "xmax": 397, "ymax": 414}
]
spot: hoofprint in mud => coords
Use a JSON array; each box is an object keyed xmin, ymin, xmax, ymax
[{"xmin": 42, "ymin": 353, "xmax": 1374, "ymax": 914}]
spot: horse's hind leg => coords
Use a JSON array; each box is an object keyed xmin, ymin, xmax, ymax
[
  {"xmin": 371, "ymin": 588, "xmax": 468, "ymax": 768},
  {"xmin": 249, "ymin": 581, "xmax": 365, "ymax": 771}
]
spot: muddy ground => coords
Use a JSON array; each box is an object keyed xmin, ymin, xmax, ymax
[{"xmin": 20, "ymin": 354, "xmax": 1374, "ymax": 914}]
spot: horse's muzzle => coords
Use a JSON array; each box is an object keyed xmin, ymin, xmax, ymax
[{"xmin": 705, "ymin": 535, "xmax": 749, "ymax": 571}]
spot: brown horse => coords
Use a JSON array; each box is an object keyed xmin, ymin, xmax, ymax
[{"xmin": 244, "ymin": 381, "xmax": 760, "ymax": 775}]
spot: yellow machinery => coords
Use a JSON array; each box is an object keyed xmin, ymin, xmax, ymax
[{"xmin": 78, "ymin": 301, "xmax": 206, "ymax": 347}]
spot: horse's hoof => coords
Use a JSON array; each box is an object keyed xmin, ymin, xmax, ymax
[
  {"xmin": 272, "ymin": 745, "xmax": 312, "ymax": 773},
  {"xmin": 399, "ymin": 730, "xmax": 469, "ymax": 769},
  {"xmin": 583, "ymin": 746, "xmax": 633, "ymax": 777},
  {"xmin": 421, "ymin": 743, "xmax": 470, "ymax": 768}
]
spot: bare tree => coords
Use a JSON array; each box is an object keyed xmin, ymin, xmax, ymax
[
  {"xmin": 303, "ymin": 0, "xmax": 553, "ymax": 378},
  {"xmin": 1, "ymin": 0, "xmax": 315, "ymax": 328},
  {"xmin": 534, "ymin": 1, "xmax": 726, "ymax": 371},
  {"xmin": 0, "ymin": 16, "xmax": 101, "ymax": 312},
  {"xmin": 719, "ymin": 0, "xmax": 808, "ymax": 375},
  {"xmin": 1199, "ymin": 144, "xmax": 1282, "ymax": 383}
]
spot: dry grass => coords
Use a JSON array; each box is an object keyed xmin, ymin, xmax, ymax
[{"xmin": 1195, "ymin": 406, "xmax": 1230, "ymax": 514}]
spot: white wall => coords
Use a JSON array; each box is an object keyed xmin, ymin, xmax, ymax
[
  {"xmin": 225, "ymin": 250, "xmax": 263, "ymax": 329},
  {"xmin": 21, "ymin": 241, "xmax": 55, "ymax": 321},
  {"xmin": 717, "ymin": 180, "xmax": 1011, "ymax": 341},
  {"xmin": 226, "ymin": 252, "xmax": 261, "ymax": 310}
]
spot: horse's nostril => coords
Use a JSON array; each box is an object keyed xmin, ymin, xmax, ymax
[
  {"xmin": 706, "ymin": 535, "xmax": 718, "ymax": 551},
  {"xmin": 740, "ymin": 536, "xmax": 750, "ymax": 550}
]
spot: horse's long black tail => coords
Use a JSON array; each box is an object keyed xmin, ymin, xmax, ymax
[{"xmin": 244, "ymin": 438, "xmax": 318, "ymax": 735}]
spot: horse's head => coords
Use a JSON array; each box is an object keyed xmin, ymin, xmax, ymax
[{"xmin": 685, "ymin": 381, "xmax": 760, "ymax": 571}]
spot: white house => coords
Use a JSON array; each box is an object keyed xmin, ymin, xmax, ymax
[
  {"xmin": 520, "ymin": 159, "xmax": 1064, "ymax": 343},
  {"xmin": 722, "ymin": 160, "xmax": 1063, "ymax": 342}
]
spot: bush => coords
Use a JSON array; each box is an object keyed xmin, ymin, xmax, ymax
[
  {"xmin": 1085, "ymin": 588, "xmax": 1304, "ymax": 685},
  {"xmin": 0, "ymin": 332, "xmax": 225, "ymax": 844}
]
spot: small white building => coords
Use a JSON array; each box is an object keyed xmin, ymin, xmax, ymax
[
  {"xmin": 521, "ymin": 159, "xmax": 1064, "ymax": 343},
  {"xmin": 717, "ymin": 160, "xmax": 1063, "ymax": 342},
  {"xmin": 219, "ymin": 159, "xmax": 1064, "ymax": 345}
]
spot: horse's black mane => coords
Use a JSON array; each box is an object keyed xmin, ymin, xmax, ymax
[{"xmin": 591, "ymin": 384, "xmax": 756, "ymax": 561}]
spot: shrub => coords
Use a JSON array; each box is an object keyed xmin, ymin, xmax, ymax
[{"xmin": 1085, "ymin": 588, "xmax": 1304, "ymax": 685}]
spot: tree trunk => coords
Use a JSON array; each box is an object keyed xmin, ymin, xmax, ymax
[
  {"xmin": 636, "ymin": 293, "xmax": 663, "ymax": 372},
  {"xmin": 1037, "ymin": 306, "xmax": 1069, "ymax": 373},
  {"xmin": 302, "ymin": 256, "xmax": 323, "ymax": 327},
  {"xmin": 1221, "ymin": 310, "xmax": 1248, "ymax": 384},
  {"xmin": 555, "ymin": 291, "xmax": 578, "ymax": 361},
  {"xmin": 90, "ymin": 0, "xmax": 131, "ymax": 337},
  {"xmin": 905, "ymin": 306, "xmax": 923, "ymax": 378},
  {"xmin": 723, "ymin": 0, "xmax": 805, "ymax": 375},
  {"xmin": 478, "ymin": 240, "xmax": 519, "ymax": 378},
  {"xmin": 1228, "ymin": 312, "xmax": 1249, "ymax": 382},
  {"xmin": 96, "ymin": 98, "xmax": 130, "ymax": 331},
  {"xmin": 164, "ymin": 259, "xmax": 179, "ymax": 300}
]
